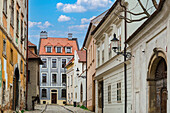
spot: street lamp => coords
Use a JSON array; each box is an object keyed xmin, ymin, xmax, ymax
[{"xmin": 111, "ymin": 33, "xmax": 131, "ymax": 59}]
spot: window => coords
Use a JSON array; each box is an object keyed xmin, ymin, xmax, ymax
[
  {"xmin": 16, "ymin": 10, "xmax": 19, "ymax": 36},
  {"xmin": 62, "ymin": 59, "xmax": 66, "ymax": 68},
  {"xmin": 42, "ymin": 59, "xmax": 47, "ymax": 68},
  {"xmin": 2, "ymin": 81, "xmax": 5, "ymax": 104},
  {"xmin": 46, "ymin": 47, "xmax": 52, "ymax": 53},
  {"xmin": 102, "ymin": 42, "xmax": 104, "ymax": 63},
  {"xmin": 42, "ymin": 73, "xmax": 47, "ymax": 83},
  {"xmin": 62, "ymin": 74, "xmax": 66, "ymax": 84},
  {"xmin": 3, "ymin": 39, "xmax": 6, "ymax": 55},
  {"xmin": 71, "ymin": 75, "xmax": 73, "ymax": 86},
  {"xmin": 75, "ymin": 93, "xmax": 77, "ymax": 99},
  {"xmin": 10, "ymin": 0, "xmax": 14, "ymax": 26},
  {"xmin": 3, "ymin": 0, "xmax": 7, "ymax": 14},
  {"xmin": 117, "ymin": 26, "xmax": 121, "ymax": 51},
  {"xmin": 71, "ymin": 93, "xmax": 73, "ymax": 99},
  {"xmin": 108, "ymin": 85, "xmax": 111, "ymax": 103},
  {"xmin": 21, "ymin": 19, "xmax": 23, "ymax": 40},
  {"xmin": 21, "ymin": 60, "xmax": 23, "ymax": 73},
  {"xmin": 66, "ymin": 47, "xmax": 72, "ymax": 53},
  {"xmin": 62, "ymin": 89, "xmax": 66, "ymax": 98},
  {"xmin": 52, "ymin": 59, "xmax": 57, "ymax": 68},
  {"xmin": 28, "ymin": 70, "xmax": 30, "ymax": 82},
  {"xmin": 56, "ymin": 47, "xmax": 62, "ymax": 53},
  {"xmin": 42, "ymin": 89, "xmax": 47, "ymax": 97},
  {"xmin": 10, "ymin": 49, "xmax": 13, "ymax": 64},
  {"xmin": 52, "ymin": 74, "xmax": 57, "ymax": 83},
  {"xmin": 68, "ymin": 77, "xmax": 70, "ymax": 86},
  {"xmin": 68, "ymin": 93, "xmax": 70, "ymax": 99},
  {"xmin": 24, "ymin": 27, "xmax": 27, "ymax": 49},
  {"xmin": 108, "ymin": 35, "xmax": 112, "ymax": 59},
  {"xmin": 97, "ymin": 47, "xmax": 100, "ymax": 66},
  {"xmin": 117, "ymin": 82, "xmax": 121, "ymax": 102}
]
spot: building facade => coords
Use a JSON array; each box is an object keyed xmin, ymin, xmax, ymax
[
  {"xmin": 73, "ymin": 50, "xmax": 86, "ymax": 106},
  {"xmin": 65, "ymin": 57, "xmax": 74, "ymax": 105},
  {"xmin": 126, "ymin": 0, "xmax": 170, "ymax": 113},
  {"xmin": 27, "ymin": 41, "xmax": 42, "ymax": 110},
  {"xmin": 38, "ymin": 31, "xmax": 79, "ymax": 105},
  {"xmin": 83, "ymin": 11, "xmax": 108, "ymax": 111},
  {"xmin": 0, "ymin": 0, "xmax": 28, "ymax": 112}
]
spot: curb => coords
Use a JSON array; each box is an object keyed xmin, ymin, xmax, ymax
[{"xmin": 61, "ymin": 106, "xmax": 74, "ymax": 113}]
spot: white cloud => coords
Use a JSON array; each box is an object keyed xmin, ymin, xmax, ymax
[
  {"xmin": 69, "ymin": 24, "xmax": 88, "ymax": 30},
  {"xmin": 81, "ymin": 16, "xmax": 96, "ymax": 24},
  {"xmin": 29, "ymin": 21, "xmax": 52, "ymax": 29},
  {"xmin": 56, "ymin": 2, "xmax": 63, "ymax": 9},
  {"xmin": 29, "ymin": 21, "xmax": 42, "ymax": 28},
  {"xmin": 56, "ymin": 0, "xmax": 112, "ymax": 13},
  {"xmin": 58, "ymin": 15, "xmax": 71, "ymax": 22}
]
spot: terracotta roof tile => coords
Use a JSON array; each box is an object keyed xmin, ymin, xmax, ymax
[
  {"xmin": 39, "ymin": 37, "xmax": 78, "ymax": 56},
  {"xmin": 28, "ymin": 49, "xmax": 39, "ymax": 59},
  {"xmin": 28, "ymin": 41, "xmax": 36, "ymax": 46},
  {"xmin": 77, "ymin": 50, "xmax": 86, "ymax": 62}
]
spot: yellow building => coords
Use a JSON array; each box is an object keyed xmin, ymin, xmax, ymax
[{"xmin": 0, "ymin": 0, "xmax": 28, "ymax": 112}]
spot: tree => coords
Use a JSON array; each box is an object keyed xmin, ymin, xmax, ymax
[{"xmin": 114, "ymin": 0, "xmax": 165, "ymax": 23}]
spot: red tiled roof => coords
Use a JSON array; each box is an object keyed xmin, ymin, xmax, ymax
[
  {"xmin": 28, "ymin": 41, "xmax": 36, "ymax": 46},
  {"xmin": 28, "ymin": 49, "xmax": 39, "ymax": 59},
  {"xmin": 77, "ymin": 50, "xmax": 86, "ymax": 62},
  {"xmin": 39, "ymin": 37, "xmax": 78, "ymax": 56},
  {"xmin": 55, "ymin": 43, "xmax": 63, "ymax": 47}
]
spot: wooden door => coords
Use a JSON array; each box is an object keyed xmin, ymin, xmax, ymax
[
  {"xmin": 51, "ymin": 93, "xmax": 57, "ymax": 104},
  {"xmin": 161, "ymin": 88, "xmax": 167, "ymax": 113}
]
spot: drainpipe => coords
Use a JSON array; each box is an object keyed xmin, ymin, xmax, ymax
[
  {"xmin": 83, "ymin": 47, "xmax": 87, "ymax": 107},
  {"xmin": 119, "ymin": 0, "xmax": 127, "ymax": 113},
  {"xmin": 26, "ymin": 0, "xmax": 29, "ymax": 110}
]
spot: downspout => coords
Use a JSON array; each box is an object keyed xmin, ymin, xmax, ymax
[
  {"xmin": 26, "ymin": 0, "xmax": 29, "ymax": 110},
  {"xmin": 119, "ymin": 0, "xmax": 127, "ymax": 113},
  {"xmin": 83, "ymin": 47, "xmax": 87, "ymax": 107}
]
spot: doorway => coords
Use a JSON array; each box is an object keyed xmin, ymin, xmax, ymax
[
  {"xmin": 98, "ymin": 80, "xmax": 103, "ymax": 113},
  {"xmin": 148, "ymin": 55, "xmax": 167, "ymax": 113},
  {"xmin": 13, "ymin": 67, "xmax": 19, "ymax": 110},
  {"xmin": 51, "ymin": 90, "xmax": 57, "ymax": 104}
]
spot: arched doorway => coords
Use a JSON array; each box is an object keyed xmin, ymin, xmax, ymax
[
  {"xmin": 13, "ymin": 66, "xmax": 20, "ymax": 110},
  {"xmin": 80, "ymin": 83, "xmax": 83, "ymax": 103},
  {"xmin": 148, "ymin": 50, "xmax": 167, "ymax": 113}
]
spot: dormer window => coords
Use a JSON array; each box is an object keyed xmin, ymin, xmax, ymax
[
  {"xmin": 56, "ymin": 47, "xmax": 62, "ymax": 53},
  {"xmin": 66, "ymin": 47, "xmax": 72, "ymax": 53},
  {"xmin": 46, "ymin": 46, "xmax": 52, "ymax": 53}
]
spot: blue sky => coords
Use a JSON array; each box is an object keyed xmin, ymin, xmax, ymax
[{"xmin": 28, "ymin": 0, "xmax": 114, "ymax": 48}]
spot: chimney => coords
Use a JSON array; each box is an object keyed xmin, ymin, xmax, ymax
[
  {"xmin": 40, "ymin": 31, "xmax": 48, "ymax": 38},
  {"xmin": 68, "ymin": 33, "xmax": 73, "ymax": 40}
]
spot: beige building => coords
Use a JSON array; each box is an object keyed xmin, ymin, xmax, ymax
[
  {"xmin": 83, "ymin": 11, "xmax": 107, "ymax": 111},
  {"xmin": 126, "ymin": 0, "xmax": 170, "ymax": 113},
  {"xmin": 27, "ymin": 41, "xmax": 42, "ymax": 110},
  {"xmin": 65, "ymin": 57, "xmax": 74, "ymax": 105},
  {"xmin": 0, "ymin": 0, "xmax": 28, "ymax": 112}
]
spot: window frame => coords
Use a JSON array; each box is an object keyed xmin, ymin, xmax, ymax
[
  {"xmin": 42, "ymin": 89, "xmax": 47, "ymax": 98},
  {"xmin": 117, "ymin": 82, "xmax": 121, "ymax": 102},
  {"xmin": 61, "ymin": 58, "xmax": 66, "ymax": 68},
  {"xmin": 108, "ymin": 84, "xmax": 111, "ymax": 104},
  {"xmin": 51, "ymin": 59, "xmax": 57, "ymax": 69},
  {"xmin": 51, "ymin": 73, "xmax": 57, "ymax": 83},
  {"xmin": 61, "ymin": 89, "xmax": 66, "ymax": 98},
  {"xmin": 65, "ymin": 47, "xmax": 72, "ymax": 53},
  {"xmin": 42, "ymin": 73, "xmax": 47, "ymax": 83},
  {"xmin": 46, "ymin": 46, "xmax": 52, "ymax": 53},
  {"xmin": 42, "ymin": 58, "xmax": 47, "ymax": 69},
  {"xmin": 55, "ymin": 46, "xmax": 62, "ymax": 53}
]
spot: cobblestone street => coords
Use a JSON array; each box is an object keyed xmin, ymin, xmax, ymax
[{"xmin": 24, "ymin": 105, "xmax": 94, "ymax": 113}]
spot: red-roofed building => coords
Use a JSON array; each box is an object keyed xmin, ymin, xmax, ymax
[
  {"xmin": 38, "ymin": 31, "xmax": 79, "ymax": 105},
  {"xmin": 27, "ymin": 41, "xmax": 43, "ymax": 110}
]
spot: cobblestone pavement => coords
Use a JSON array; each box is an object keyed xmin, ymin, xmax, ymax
[
  {"xmin": 63, "ymin": 106, "xmax": 94, "ymax": 113},
  {"xmin": 25, "ymin": 104, "xmax": 71, "ymax": 113}
]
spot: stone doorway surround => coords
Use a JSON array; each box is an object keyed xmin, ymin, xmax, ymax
[{"xmin": 147, "ymin": 49, "xmax": 167, "ymax": 113}]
